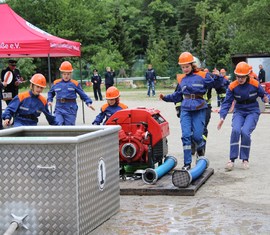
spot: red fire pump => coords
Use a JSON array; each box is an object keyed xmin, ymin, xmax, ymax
[
  {"xmin": 261, "ymin": 82, "xmax": 270, "ymax": 95},
  {"xmin": 106, "ymin": 107, "xmax": 170, "ymax": 171}
]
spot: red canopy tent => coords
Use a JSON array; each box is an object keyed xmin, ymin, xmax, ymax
[
  {"xmin": 0, "ymin": 3, "xmax": 81, "ymax": 58},
  {"xmin": 0, "ymin": 4, "xmax": 87, "ymax": 122}
]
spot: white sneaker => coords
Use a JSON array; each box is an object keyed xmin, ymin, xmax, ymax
[
  {"xmin": 242, "ymin": 161, "xmax": 249, "ymax": 170},
  {"xmin": 225, "ymin": 161, "xmax": 234, "ymax": 171}
]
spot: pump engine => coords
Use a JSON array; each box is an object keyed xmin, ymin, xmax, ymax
[{"xmin": 106, "ymin": 107, "xmax": 169, "ymax": 172}]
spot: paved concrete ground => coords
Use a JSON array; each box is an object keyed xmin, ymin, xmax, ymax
[{"xmin": 7, "ymin": 88, "xmax": 270, "ymax": 235}]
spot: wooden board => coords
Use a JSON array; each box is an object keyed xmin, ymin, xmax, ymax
[{"xmin": 120, "ymin": 168, "xmax": 214, "ymax": 196}]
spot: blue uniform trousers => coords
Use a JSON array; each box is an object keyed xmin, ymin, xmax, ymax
[
  {"xmin": 180, "ymin": 109, "xmax": 206, "ymax": 165},
  {"xmin": 55, "ymin": 102, "xmax": 78, "ymax": 125},
  {"xmin": 230, "ymin": 111, "xmax": 259, "ymax": 161},
  {"xmin": 147, "ymin": 80, "xmax": 155, "ymax": 96}
]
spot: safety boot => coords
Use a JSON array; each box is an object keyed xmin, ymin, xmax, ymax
[{"xmin": 197, "ymin": 148, "xmax": 205, "ymax": 157}]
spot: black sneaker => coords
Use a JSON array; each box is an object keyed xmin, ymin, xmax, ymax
[
  {"xmin": 182, "ymin": 164, "xmax": 191, "ymax": 170},
  {"xmin": 197, "ymin": 148, "xmax": 205, "ymax": 157}
]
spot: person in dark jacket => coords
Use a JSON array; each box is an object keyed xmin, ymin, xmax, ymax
[
  {"xmin": 258, "ymin": 64, "xmax": 266, "ymax": 83},
  {"xmin": 0, "ymin": 79, "xmax": 3, "ymax": 129},
  {"xmin": 145, "ymin": 64, "xmax": 157, "ymax": 97},
  {"xmin": 1, "ymin": 59, "xmax": 24, "ymax": 105},
  {"xmin": 91, "ymin": 69, "xmax": 103, "ymax": 101},
  {"xmin": 104, "ymin": 67, "xmax": 114, "ymax": 90}
]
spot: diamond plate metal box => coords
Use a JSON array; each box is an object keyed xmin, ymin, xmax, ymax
[{"xmin": 0, "ymin": 125, "xmax": 121, "ymax": 235}]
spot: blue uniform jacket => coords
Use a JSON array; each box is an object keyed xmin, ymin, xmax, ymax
[
  {"xmin": 92, "ymin": 102, "xmax": 128, "ymax": 125},
  {"xmin": 163, "ymin": 71, "xmax": 223, "ymax": 111},
  {"xmin": 219, "ymin": 78, "xmax": 267, "ymax": 119},
  {"xmin": 47, "ymin": 79, "xmax": 92, "ymax": 105},
  {"xmin": 2, "ymin": 90, "xmax": 57, "ymax": 126}
]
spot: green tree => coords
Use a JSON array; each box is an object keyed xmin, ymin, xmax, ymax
[
  {"xmin": 196, "ymin": 0, "xmax": 232, "ymax": 69},
  {"xmin": 229, "ymin": 0, "xmax": 270, "ymax": 53},
  {"xmin": 91, "ymin": 43, "xmax": 127, "ymax": 76},
  {"xmin": 146, "ymin": 39, "xmax": 169, "ymax": 76}
]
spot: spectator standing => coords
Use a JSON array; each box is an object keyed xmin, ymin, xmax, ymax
[
  {"xmin": 217, "ymin": 62, "xmax": 269, "ymax": 171},
  {"xmin": 145, "ymin": 64, "xmax": 157, "ymax": 97},
  {"xmin": 258, "ymin": 64, "xmax": 266, "ymax": 83},
  {"xmin": 104, "ymin": 67, "xmax": 114, "ymax": 90},
  {"xmin": 1, "ymin": 59, "xmax": 24, "ymax": 105},
  {"xmin": 47, "ymin": 61, "xmax": 95, "ymax": 125},
  {"xmin": 92, "ymin": 86, "xmax": 128, "ymax": 125},
  {"xmin": 91, "ymin": 69, "xmax": 103, "ymax": 101},
  {"xmin": 2, "ymin": 74, "xmax": 57, "ymax": 127},
  {"xmin": 0, "ymin": 79, "xmax": 3, "ymax": 129}
]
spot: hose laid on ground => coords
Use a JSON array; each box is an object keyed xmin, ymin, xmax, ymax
[
  {"xmin": 189, "ymin": 156, "xmax": 209, "ymax": 181},
  {"xmin": 172, "ymin": 156, "xmax": 209, "ymax": 188},
  {"xmin": 3, "ymin": 222, "xmax": 18, "ymax": 235},
  {"xmin": 142, "ymin": 155, "xmax": 177, "ymax": 184}
]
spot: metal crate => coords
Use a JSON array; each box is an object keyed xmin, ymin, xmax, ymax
[{"xmin": 0, "ymin": 125, "xmax": 121, "ymax": 235}]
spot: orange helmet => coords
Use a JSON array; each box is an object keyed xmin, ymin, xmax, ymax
[
  {"xmin": 234, "ymin": 62, "xmax": 250, "ymax": 76},
  {"xmin": 106, "ymin": 86, "xmax": 120, "ymax": 99},
  {"xmin": 30, "ymin": 73, "xmax": 46, "ymax": 88},
  {"xmin": 59, "ymin": 61, "xmax": 73, "ymax": 72},
  {"xmin": 178, "ymin": 52, "xmax": 194, "ymax": 65}
]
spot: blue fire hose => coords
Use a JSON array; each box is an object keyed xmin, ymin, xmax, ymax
[
  {"xmin": 172, "ymin": 156, "xmax": 209, "ymax": 188},
  {"xmin": 142, "ymin": 156, "xmax": 177, "ymax": 184},
  {"xmin": 189, "ymin": 156, "xmax": 209, "ymax": 181}
]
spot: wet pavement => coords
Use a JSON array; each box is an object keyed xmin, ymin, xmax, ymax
[
  {"xmin": 93, "ymin": 196, "xmax": 270, "ymax": 235},
  {"xmin": 93, "ymin": 92, "xmax": 270, "ymax": 235},
  {"xmin": 14, "ymin": 89, "xmax": 270, "ymax": 235}
]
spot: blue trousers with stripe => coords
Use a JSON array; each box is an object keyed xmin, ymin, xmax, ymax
[
  {"xmin": 230, "ymin": 111, "xmax": 260, "ymax": 161},
  {"xmin": 180, "ymin": 109, "xmax": 206, "ymax": 165}
]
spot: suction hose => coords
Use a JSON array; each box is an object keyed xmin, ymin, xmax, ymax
[
  {"xmin": 3, "ymin": 222, "xmax": 18, "ymax": 235},
  {"xmin": 142, "ymin": 156, "xmax": 177, "ymax": 184},
  {"xmin": 189, "ymin": 156, "xmax": 209, "ymax": 181},
  {"xmin": 172, "ymin": 156, "xmax": 209, "ymax": 188},
  {"xmin": 3, "ymin": 214, "xmax": 28, "ymax": 235}
]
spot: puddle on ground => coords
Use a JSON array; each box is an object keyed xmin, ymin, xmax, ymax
[{"xmin": 92, "ymin": 196, "xmax": 270, "ymax": 235}]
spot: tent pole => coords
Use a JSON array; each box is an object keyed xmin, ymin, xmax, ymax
[
  {"xmin": 80, "ymin": 57, "xmax": 85, "ymax": 124},
  {"xmin": 47, "ymin": 55, "xmax": 52, "ymax": 114}
]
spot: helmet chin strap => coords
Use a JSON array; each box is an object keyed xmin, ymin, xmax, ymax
[{"xmin": 30, "ymin": 84, "xmax": 42, "ymax": 95}]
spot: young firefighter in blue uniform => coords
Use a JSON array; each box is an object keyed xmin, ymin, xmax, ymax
[
  {"xmin": 92, "ymin": 86, "xmax": 128, "ymax": 125},
  {"xmin": 175, "ymin": 59, "xmax": 221, "ymax": 157},
  {"xmin": 47, "ymin": 61, "xmax": 95, "ymax": 125},
  {"xmin": 2, "ymin": 74, "xmax": 58, "ymax": 127},
  {"xmin": 160, "ymin": 52, "xmax": 224, "ymax": 170},
  {"xmin": 216, "ymin": 68, "xmax": 230, "ymax": 107},
  {"xmin": 217, "ymin": 61, "xmax": 269, "ymax": 171}
]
